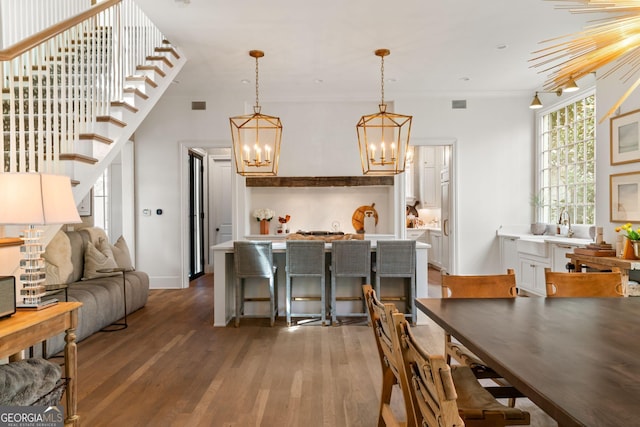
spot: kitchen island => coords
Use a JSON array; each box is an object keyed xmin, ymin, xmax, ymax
[{"xmin": 211, "ymin": 238, "xmax": 430, "ymax": 326}]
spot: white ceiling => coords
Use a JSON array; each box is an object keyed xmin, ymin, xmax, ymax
[{"xmin": 134, "ymin": 0, "xmax": 601, "ymax": 101}]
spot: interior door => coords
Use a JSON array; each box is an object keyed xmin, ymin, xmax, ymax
[{"xmin": 210, "ymin": 156, "xmax": 232, "ymax": 245}]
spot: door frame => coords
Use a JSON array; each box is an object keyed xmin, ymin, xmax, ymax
[
  {"xmin": 179, "ymin": 140, "xmax": 237, "ymax": 289},
  {"xmin": 399, "ymin": 137, "xmax": 458, "ymax": 275},
  {"xmin": 188, "ymin": 149, "xmax": 205, "ymax": 280}
]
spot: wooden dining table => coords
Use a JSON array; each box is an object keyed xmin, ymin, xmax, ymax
[{"xmin": 415, "ymin": 297, "xmax": 640, "ymax": 427}]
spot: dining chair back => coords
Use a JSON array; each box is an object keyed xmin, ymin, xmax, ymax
[
  {"xmin": 544, "ymin": 268, "xmax": 624, "ymax": 297},
  {"xmin": 440, "ymin": 269, "xmax": 524, "ymax": 407},
  {"xmin": 363, "ymin": 284, "xmax": 415, "ymax": 427},
  {"xmin": 390, "ymin": 308, "xmax": 531, "ymax": 427},
  {"xmin": 330, "ymin": 240, "xmax": 371, "ymax": 324},
  {"xmin": 233, "ymin": 241, "xmax": 278, "ymax": 327},
  {"xmin": 285, "ymin": 240, "xmax": 326, "ymax": 326},
  {"xmin": 441, "ymin": 269, "xmax": 517, "ymax": 299},
  {"xmin": 441, "ymin": 269, "xmax": 517, "ymax": 366},
  {"xmin": 373, "ymin": 240, "xmax": 417, "ymax": 324}
]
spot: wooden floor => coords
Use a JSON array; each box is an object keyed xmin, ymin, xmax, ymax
[{"xmin": 64, "ymin": 268, "xmax": 557, "ymax": 426}]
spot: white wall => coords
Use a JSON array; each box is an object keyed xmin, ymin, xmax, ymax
[
  {"xmin": 399, "ymin": 95, "xmax": 534, "ymax": 274},
  {"xmin": 134, "ymin": 90, "xmax": 536, "ymax": 287},
  {"xmin": 595, "ymin": 65, "xmax": 640, "ymax": 246}
]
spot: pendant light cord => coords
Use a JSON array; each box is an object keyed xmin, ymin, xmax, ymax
[
  {"xmin": 380, "ymin": 55, "xmax": 385, "ymax": 106},
  {"xmin": 255, "ymin": 55, "xmax": 260, "ymax": 109}
]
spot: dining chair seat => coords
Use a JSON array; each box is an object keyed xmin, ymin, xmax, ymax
[
  {"xmin": 285, "ymin": 240, "xmax": 326, "ymax": 326},
  {"xmin": 373, "ymin": 240, "xmax": 416, "ymax": 324},
  {"xmin": 233, "ymin": 241, "xmax": 278, "ymax": 327}
]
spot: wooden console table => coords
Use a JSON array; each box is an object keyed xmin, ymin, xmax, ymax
[
  {"xmin": 0, "ymin": 302, "xmax": 82, "ymax": 426},
  {"xmin": 566, "ymin": 253, "xmax": 640, "ymax": 296}
]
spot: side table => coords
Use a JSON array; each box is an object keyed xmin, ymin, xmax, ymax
[
  {"xmin": 97, "ymin": 267, "xmax": 128, "ymax": 331},
  {"xmin": 0, "ymin": 302, "xmax": 82, "ymax": 426}
]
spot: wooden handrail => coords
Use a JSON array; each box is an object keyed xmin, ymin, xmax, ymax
[{"xmin": 0, "ymin": 0, "xmax": 121, "ymax": 61}]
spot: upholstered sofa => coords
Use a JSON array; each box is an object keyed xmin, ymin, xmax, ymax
[{"xmin": 41, "ymin": 227, "xmax": 149, "ymax": 356}]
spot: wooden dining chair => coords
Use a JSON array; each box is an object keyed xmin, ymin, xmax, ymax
[
  {"xmin": 441, "ymin": 270, "xmax": 524, "ymax": 406},
  {"xmin": 363, "ymin": 284, "xmax": 415, "ymax": 427},
  {"xmin": 441, "ymin": 269, "xmax": 517, "ymax": 367},
  {"xmin": 389, "ymin": 307, "xmax": 531, "ymax": 427},
  {"xmin": 544, "ymin": 268, "xmax": 624, "ymax": 297}
]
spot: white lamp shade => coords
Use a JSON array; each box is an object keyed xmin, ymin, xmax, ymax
[{"xmin": 0, "ymin": 173, "xmax": 81, "ymax": 225}]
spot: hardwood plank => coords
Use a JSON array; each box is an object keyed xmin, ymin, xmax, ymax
[{"xmin": 61, "ymin": 274, "xmax": 556, "ymax": 426}]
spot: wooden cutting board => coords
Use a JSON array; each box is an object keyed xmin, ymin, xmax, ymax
[
  {"xmin": 573, "ymin": 248, "xmax": 617, "ymax": 257},
  {"xmin": 352, "ymin": 203, "xmax": 378, "ymax": 232}
]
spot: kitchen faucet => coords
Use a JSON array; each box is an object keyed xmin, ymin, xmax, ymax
[{"xmin": 558, "ymin": 208, "xmax": 574, "ymax": 237}]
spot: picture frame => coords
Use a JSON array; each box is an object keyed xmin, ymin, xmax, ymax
[
  {"xmin": 77, "ymin": 189, "xmax": 93, "ymax": 217},
  {"xmin": 610, "ymin": 171, "xmax": 640, "ymax": 222},
  {"xmin": 610, "ymin": 108, "xmax": 640, "ymax": 165}
]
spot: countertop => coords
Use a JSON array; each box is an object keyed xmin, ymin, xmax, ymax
[
  {"xmin": 406, "ymin": 226, "xmax": 441, "ymax": 232},
  {"xmin": 496, "ymin": 227, "xmax": 592, "ymax": 246}
]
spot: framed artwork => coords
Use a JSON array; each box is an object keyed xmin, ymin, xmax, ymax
[
  {"xmin": 610, "ymin": 172, "xmax": 640, "ymax": 222},
  {"xmin": 77, "ymin": 190, "xmax": 93, "ymax": 217},
  {"xmin": 611, "ymin": 109, "xmax": 640, "ymax": 165}
]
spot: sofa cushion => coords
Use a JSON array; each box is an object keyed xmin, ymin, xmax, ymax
[
  {"xmin": 82, "ymin": 239, "xmax": 119, "ymax": 280},
  {"xmin": 43, "ymin": 231, "xmax": 74, "ymax": 285},
  {"xmin": 111, "ymin": 235, "xmax": 134, "ymax": 270}
]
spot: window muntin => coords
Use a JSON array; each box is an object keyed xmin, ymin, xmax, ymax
[{"xmin": 537, "ymin": 93, "xmax": 595, "ymax": 225}]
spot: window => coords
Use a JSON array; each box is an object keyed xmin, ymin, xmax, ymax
[
  {"xmin": 537, "ymin": 92, "xmax": 595, "ymax": 225},
  {"xmin": 93, "ymin": 169, "xmax": 110, "ymax": 237}
]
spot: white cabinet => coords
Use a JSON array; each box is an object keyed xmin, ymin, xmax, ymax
[
  {"xmin": 418, "ymin": 146, "xmax": 441, "ymax": 209},
  {"xmin": 551, "ymin": 243, "xmax": 581, "ymax": 272},
  {"xmin": 518, "ymin": 256, "xmax": 549, "ymax": 296},
  {"xmin": 429, "ymin": 230, "xmax": 442, "ymax": 269},
  {"xmin": 499, "ymin": 236, "xmax": 519, "ymax": 274},
  {"xmin": 514, "ymin": 238, "xmax": 588, "ymax": 296}
]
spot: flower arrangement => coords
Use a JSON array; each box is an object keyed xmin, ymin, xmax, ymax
[
  {"xmin": 615, "ymin": 223, "xmax": 640, "ymax": 241},
  {"xmin": 253, "ymin": 208, "xmax": 275, "ymax": 222}
]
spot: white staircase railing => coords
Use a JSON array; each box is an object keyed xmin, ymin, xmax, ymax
[{"xmin": 1, "ymin": 0, "xmax": 169, "ymax": 175}]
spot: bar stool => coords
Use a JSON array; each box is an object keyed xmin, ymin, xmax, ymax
[
  {"xmin": 285, "ymin": 240, "xmax": 326, "ymax": 326},
  {"xmin": 373, "ymin": 240, "xmax": 416, "ymax": 324},
  {"xmin": 330, "ymin": 240, "xmax": 371, "ymax": 324},
  {"xmin": 233, "ymin": 241, "xmax": 278, "ymax": 327}
]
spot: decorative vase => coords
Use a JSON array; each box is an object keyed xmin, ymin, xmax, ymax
[
  {"xmin": 260, "ymin": 219, "xmax": 269, "ymax": 235},
  {"xmin": 621, "ymin": 237, "xmax": 637, "ymax": 260}
]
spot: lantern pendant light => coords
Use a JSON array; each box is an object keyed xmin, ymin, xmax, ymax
[
  {"xmin": 230, "ymin": 50, "xmax": 283, "ymax": 176},
  {"xmin": 357, "ymin": 49, "xmax": 412, "ymax": 175}
]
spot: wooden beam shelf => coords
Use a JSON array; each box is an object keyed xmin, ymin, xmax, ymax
[{"xmin": 246, "ymin": 176, "xmax": 394, "ymax": 187}]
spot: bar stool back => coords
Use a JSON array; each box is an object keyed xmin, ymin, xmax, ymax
[
  {"xmin": 233, "ymin": 241, "xmax": 278, "ymax": 327},
  {"xmin": 373, "ymin": 240, "xmax": 416, "ymax": 324},
  {"xmin": 330, "ymin": 240, "xmax": 371, "ymax": 324},
  {"xmin": 285, "ymin": 240, "xmax": 326, "ymax": 326}
]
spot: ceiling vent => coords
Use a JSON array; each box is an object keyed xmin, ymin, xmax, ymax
[
  {"xmin": 452, "ymin": 100, "xmax": 467, "ymax": 109},
  {"xmin": 191, "ymin": 101, "xmax": 206, "ymax": 110}
]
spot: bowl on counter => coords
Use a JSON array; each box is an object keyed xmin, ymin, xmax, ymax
[{"xmin": 530, "ymin": 223, "xmax": 547, "ymax": 235}]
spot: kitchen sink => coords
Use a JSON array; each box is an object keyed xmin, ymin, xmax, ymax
[{"xmin": 516, "ymin": 237, "xmax": 548, "ymax": 257}]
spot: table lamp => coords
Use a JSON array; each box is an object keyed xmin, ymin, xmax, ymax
[{"xmin": 0, "ymin": 173, "xmax": 81, "ymax": 308}]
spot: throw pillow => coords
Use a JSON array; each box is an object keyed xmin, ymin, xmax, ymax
[
  {"xmin": 42, "ymin": 231, "xmax": 73, "ymax": 285},
  {"xmin": 82, "ymin": 239, "xmax": 119, "ymax": 280},
  {"xmin": 111, "ymin": 235, "xmax": 134, "ymax": 270}
]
